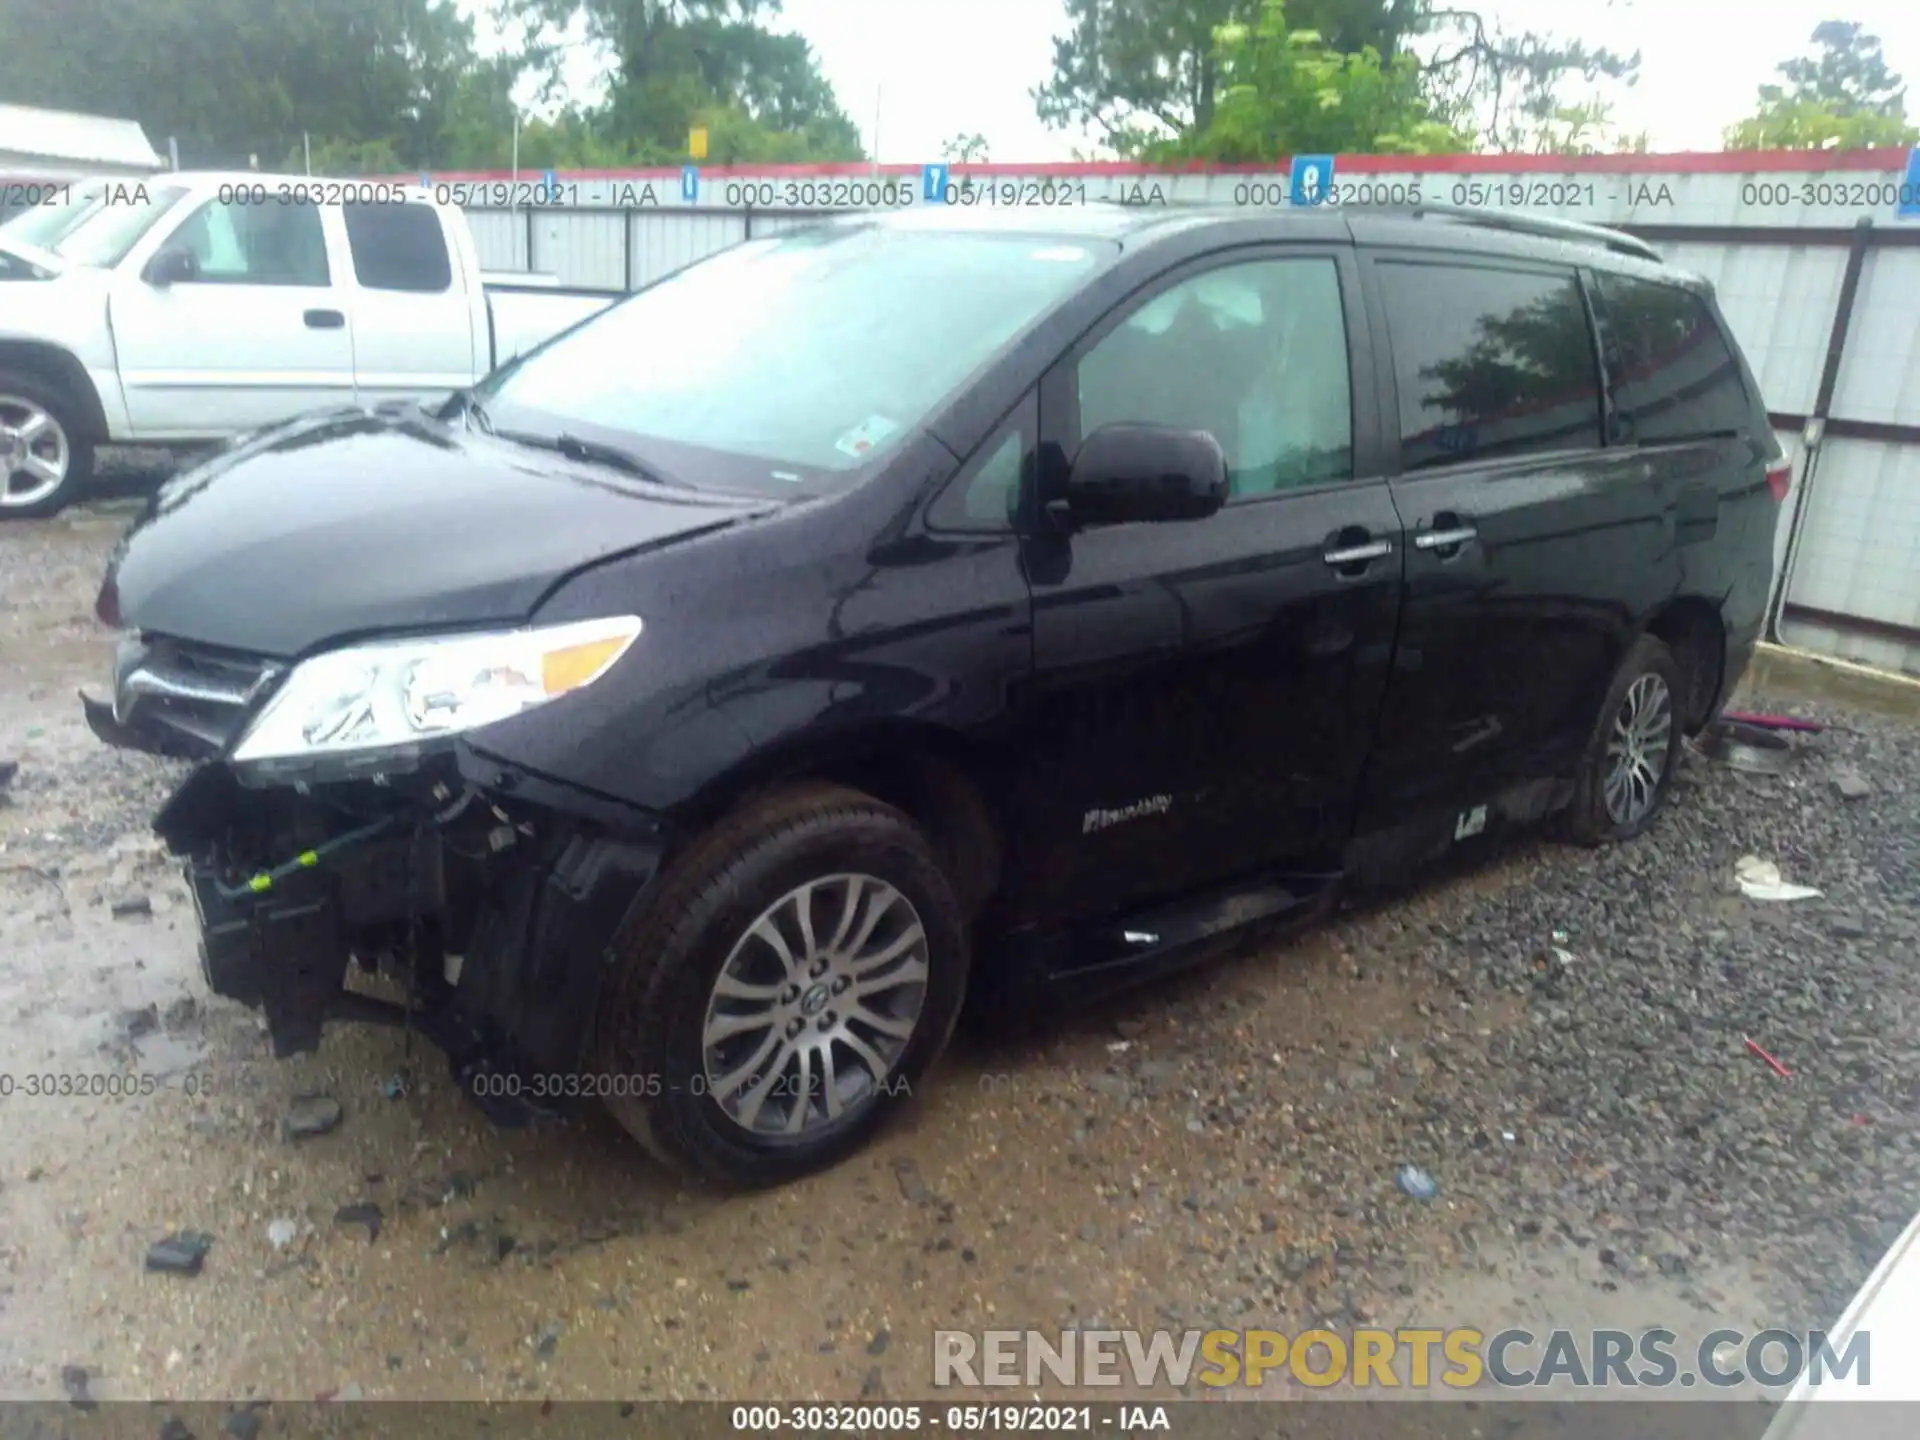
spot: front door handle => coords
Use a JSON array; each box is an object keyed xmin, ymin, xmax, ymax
[
  {"xmin": 1413, "ymin": 526, "xmax": 1478, "ymax": 550},
  {"xmin": 303, "ymin": 308, "xmax": 345, "ymax": 329},
  {"xmin": 1323, "ymin": 538, "xmax": 1393, "ymax": 567}
]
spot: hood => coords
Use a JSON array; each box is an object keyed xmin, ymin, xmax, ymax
[
  {"xmin": 0, "ymin": 235, "xmax": 67, "ymax": 277},
  {"xmin": 101, "ymin": 408, "xmax": 777, "ymax": 657}
]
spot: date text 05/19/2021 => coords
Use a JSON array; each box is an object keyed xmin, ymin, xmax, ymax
[{"xmin": 728, "ymin": 1405, "xmax": 1170, "ymax": 1432}]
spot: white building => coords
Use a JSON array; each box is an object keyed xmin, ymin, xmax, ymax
[{"xmin": 0, "ymin": 103, "xmax": 166, "ymax": 218}]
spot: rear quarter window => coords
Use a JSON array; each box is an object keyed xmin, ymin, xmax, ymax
[
  {"xmin": 343, "ymin": 201, "xmax": 453, "ymax": 293},
  {"xmin": 1376, "ymin": 259, "xmax": 1604, "ymax": 471},
  {"xmin": 1592, "ymin": 273, "xmax": 1754, "ymax": 444}
]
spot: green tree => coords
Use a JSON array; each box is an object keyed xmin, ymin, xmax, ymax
[
  {"xmin": 1725, "ymin": 21, "xmax": 1919, "ymax": 149},
  {"xmin": 1521, "ymin": 99, "xmax": 1649, "ymax": 156},
  {"xmin": 0, "ymin": 0, "xmax": 501, "ymax": 169},
  {"xmin": 503, "ymin": 0, "xmax": 864, "ymax": 163},
  {"xmin": 1033, "ymin": 0, "xmax": 1637, "ymax": 156},
  {"xmin": 942, "ymin": 132, "xmax": 992, "ymax": 162},
  {"xmin": 1146, "ymin": 2, "xmax": 1469, "ymax": 159}
]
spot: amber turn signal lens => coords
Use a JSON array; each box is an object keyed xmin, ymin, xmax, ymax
[{"xmin": 540, "ymin": 636, "xmax": 630, "ymax": 694}]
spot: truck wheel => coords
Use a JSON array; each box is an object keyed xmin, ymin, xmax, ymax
[
  {"xmin": 1556, "ymin": 634, "xmax": 1683, "ymax": 845},
  {"xmin": 0, "ymin": 371, "xmax": 94, "ymax": 519},
  {"xmin": 594, "ymin": 783, "xmax": 968, "ymax": 1189}
]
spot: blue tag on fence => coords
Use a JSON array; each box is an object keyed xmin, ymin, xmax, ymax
[{"xmin": 1289, "ymin": 155, "xmax": 1335, "ymax": 206}]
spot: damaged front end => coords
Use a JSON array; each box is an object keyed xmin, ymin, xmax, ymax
[{"xmin": 83, "ymin": 620, "xmax": 664, "ymax": 1127}]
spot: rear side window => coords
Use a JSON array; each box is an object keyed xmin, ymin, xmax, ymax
[
  {"xmin": 343, "ymin": 202, "xmax": 452, "ymax": 293},
  {"xmin": 1377, "ymin": 261, "xmax": 1603, "ymax": 471},
  {"xmin": 1592, "ymin": 273, "xmax": 1753, "ymax": 444}
]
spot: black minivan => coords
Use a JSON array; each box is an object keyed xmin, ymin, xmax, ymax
[{"xmin": 86, "ymin": 202, "xmax": 1788, "ymax": 1187}]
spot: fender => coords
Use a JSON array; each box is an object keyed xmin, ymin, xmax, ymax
[{"xmin": 0, "ymin": 269, "xmax": 128, "ymax": 439}]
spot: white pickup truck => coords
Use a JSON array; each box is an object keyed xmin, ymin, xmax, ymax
[{"xmin": 0, "ymin": 171, "xmax": 620, "ymax": 517}]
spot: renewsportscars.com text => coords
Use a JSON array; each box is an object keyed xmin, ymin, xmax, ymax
[{"xmin": 932, "ymin": 1327, "xmax": 1870, "ymax": 1390}]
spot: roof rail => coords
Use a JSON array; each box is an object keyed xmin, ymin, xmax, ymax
[
  {"xmin": 1071, "ymin": 195, "xmax": 1664, "ymax": 262},
  {"xmin": 1399, "ymin": 202, "xmax": 1663, "ymax": 263}
]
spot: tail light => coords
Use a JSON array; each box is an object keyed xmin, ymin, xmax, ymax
[{"xmin": 1765, "ymin": 457, "xmax": 1792, "ymax": 503}]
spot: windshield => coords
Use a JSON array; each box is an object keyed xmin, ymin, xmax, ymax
[
  {"xmin": 47, "ymin": 184, "xmax": 191, "ymax": 268},
  {"xmin": 0, "ymin": 182, "xmax": 110, "ymax": 249},
  {"xmin": 480, "ymin": 224, "xmax": 1112, "ymax": 481}
]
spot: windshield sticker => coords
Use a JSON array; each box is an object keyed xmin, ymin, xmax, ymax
[
  {"xmin": 834, "ymin": 415, "xmax": 901, "ymax": 461},
  {"xmin": 1032, "ymin": 246, "xmax": 1089, "ymax": 263}
]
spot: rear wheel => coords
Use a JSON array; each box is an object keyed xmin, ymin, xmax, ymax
[
  {"xmin": 1557, "ymin": 634, "xmax": 1683, "ymax": 845},
  {"xmin": 0, "ymin": 371, "xmax": 94, "ymax": 519},
  {"xmin": 594, "ymin": 784, "xmax": 968, "ymax": 1188}
]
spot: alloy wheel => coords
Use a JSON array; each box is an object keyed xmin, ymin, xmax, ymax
[
  {"xmin": 700, "ymin": 873, "xmax": 930, "ymax": 1137},
  {"xmin": 1603, "ymin": 672, "xmax": 1674, "ymax": 826},
  {"xmin": 0, "ymin": 395, "xmax": 70, "ymax": 510}
]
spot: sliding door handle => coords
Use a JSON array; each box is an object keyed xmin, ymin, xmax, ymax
[
  {"xmin": 1413, "ymin": 525, "xmax": 1478, "ymax": 550},
  {"xmin": 1323, "ymin": 538, "xmax": 1393, "ymax": 566}
]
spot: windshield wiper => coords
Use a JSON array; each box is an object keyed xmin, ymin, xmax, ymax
[
  {"xmin": 554, "ymin": 433, "xmax": 693, "ymax": 489},
  {"xmin": 498, "ymin": 428, "xmax": 692, "ymax": 490},
  {"xmin": 442, "ymin": 387, "xmax": 495, "ymax": 433}
]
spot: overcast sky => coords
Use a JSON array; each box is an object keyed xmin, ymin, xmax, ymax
[{"xmin": 500, "ymin": 1, "xmax": 1920, "ymax": 161}]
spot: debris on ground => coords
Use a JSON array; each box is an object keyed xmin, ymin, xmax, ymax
[
  {"xmin": 280, "ymin": 1094, "xmax": 342, "ymax": 1141},
  {"xmin": 1704, "ymin": 723, "xmax": 1794, "ymax": 776},
  {"xmin": 1744, "ymin": 1036, "xmax": 1794, "ymax": 1080},
  {"xmin": 116, "ymin": 1004, "xmax": 159, "ymax": 1039},
  {"xmin": 59, "ymin": 1363, "xmax": 95, "ymax": 1410},
  {"xmin": 1723, "ymin": 711, "xmax": 1826, "ymax": 734},
  {"xmin": 334, "ymin": 1202, "xmax": 383, "ymax": 1243},
  {"xmin": 1734, "ymin": 855, "xmax": 1823, "ymax": 902},
  {"xmin": 892, "ymin": 1158, "xmax": 933, "ymax": 1206},
  {"xmin": 108, "ymin": 893, "xmax": 152, "ymax": 919},
  {"xmin": 1395, "ymin": 1165, "xmax": 1439, "ymax": 1200},
  {"xmin": 1831, "ymin": 765, "xmax": 1873, "ymax": 800},
  {"xmin": 379, "ymin": 1071, "xmax": 410, "ymax": 1100},
  {"xmin": 0, "ymin": 757, "xmax": 16, "ymax": 795},
  {"xmin": 161, "ymin": 996, "xmax": 198, "ymax": 1029},
  {"xmin": 144, "ymin": 1231, "xmax": 214, "ymax": 1275},
  {"xmin": 267, "ymin": 1218, "xmax": 297, "ymax": 1250}
]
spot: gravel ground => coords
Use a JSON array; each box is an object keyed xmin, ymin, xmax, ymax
[{"xmin": 0, "ymin": 496, "xmax": 1916, "ymax": 1417}]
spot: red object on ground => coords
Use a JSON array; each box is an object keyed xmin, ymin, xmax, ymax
[
  {"xmin": 1723, "ymin": 711, "xmax": 1826, "ymax": 733},
  {"xmin": 1745, "ymin": 1036, "xmax": 1793, "ymax": 1079},
  {"xmin": 1765, "ymin": 459, "xmax": 1793, "ymax": 503}
]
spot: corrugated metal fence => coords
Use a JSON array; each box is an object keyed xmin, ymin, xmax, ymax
[{"xmin": 430, "ymin": 152, "xmax": 1920, "ymax": 674}]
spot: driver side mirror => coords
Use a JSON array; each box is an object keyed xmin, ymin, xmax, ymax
[
  {"xmin": 1061, "ymin": 423, "xmax": 1228, "ymax": 526},
  {"xmin": 142, "ymin": 247, "xmax": 198, "ymax": 287}
]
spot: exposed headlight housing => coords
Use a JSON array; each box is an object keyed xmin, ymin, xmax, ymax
[{"xmin": 229, "ymin": 615, "xmax": 642, "ymax": 766}]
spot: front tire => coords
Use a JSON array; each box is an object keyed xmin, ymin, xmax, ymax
[
  {"xmin": 1557, "ymin": 634, "xmax": 1683, "ymax": 845},
  {"xmin": 594, "ymin": 784, "xmax": 969, "ymax": 1189},
  {"xmin": 0, "ymin": 371, "xmax": 95, "ymax": 519}
]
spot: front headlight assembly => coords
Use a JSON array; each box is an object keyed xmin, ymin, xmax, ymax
[{"xmin": 229, "ymin": 615, "xmax": 642, "ymax": 766}]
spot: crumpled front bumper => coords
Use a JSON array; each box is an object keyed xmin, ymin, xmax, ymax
[{"xmin": 150, "ymin": 758, "xmax": 667, "ymax": 1103}]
